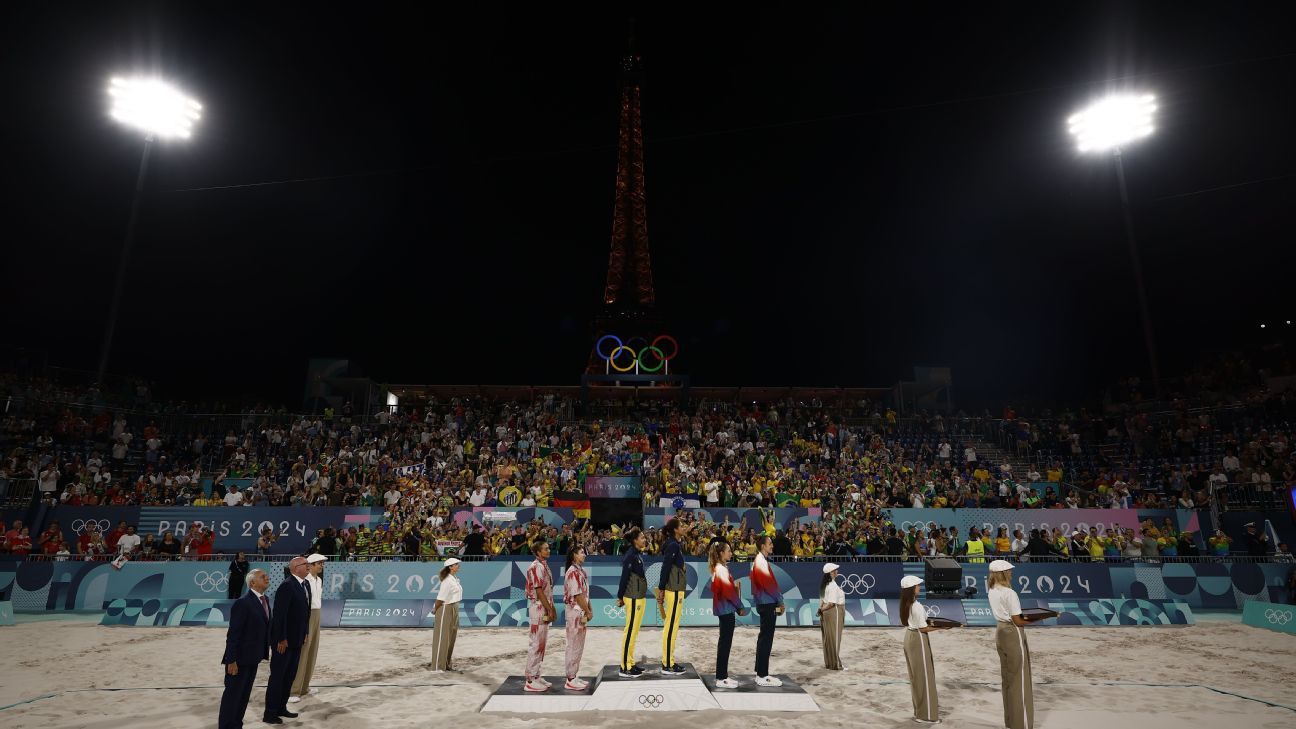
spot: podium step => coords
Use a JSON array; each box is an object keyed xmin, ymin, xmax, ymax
[
  {"xmin": 480, "ymin": 665, "xmax": 820, "ymax": 713},
  {"xmin": 701, "ymin": 674, "xmax": 821, "ymax": 712},
  {"xmin": 582, "ymin": 663, "xmax": 720, "ymax": 711},
  {"xmin": 480, "ymin": 675, "xmax": 595, "ymax": 713}
]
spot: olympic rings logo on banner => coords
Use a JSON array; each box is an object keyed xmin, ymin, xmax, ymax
[
  {"xmin": 1265, "ymin": 609, "xmax": 1293, "ymax": 625},
  {"xmin": 595, "ymin": 334, "xmax": 679, "ymax": 373},
  {"xmin": 638, "ymin": 694, "xmax": 665, "ymax": 708},
  {"xmin": 72, "ymin": 519, "xmax": 111, "ymax": 534},
  {"xmin": 924, "ymin": 603, "xmax": 941, "ymax": 617},
  {"xmin": 604, "ymin": 604, "xmax": 626, "ymax": 620},
  {"xmin": 194, "ymin": 571, "xmax": 229, "ymax": 593},
  {"xmin": 835, "ymin": 573, "xmax": 877, "ymax": 595}
]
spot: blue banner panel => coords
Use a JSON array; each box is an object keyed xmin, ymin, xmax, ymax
[
  {"xmin": 51, "ymin": 506, "xmax": 141, "ymax": 547},
  {"xmin": 958, "ymin": 562, "xmax": 1114, "ymax": 601},
  {"xmin": 136, "ymin": 506, "xmax": 369, "ymax": 553},
  {"xmin": 1242, "ymin": 601, "xmax": 1296, "ymax": 634},
  {"xmin": 450, "ymin": 507, "xmax": 576, "ymax": 528},
  {"xmin": 585, "ymin": 476, "xmax": 642, "ymax": 499},
  {"xmin": 337, "ymin": 599, "xmax": 429, "ymax": 627},
  {"xmin": 642, "ymin": 508, "xmax": 820, "ymax": 530}
]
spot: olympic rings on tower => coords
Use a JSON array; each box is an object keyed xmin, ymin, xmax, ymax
[{"xmin": 595, "ymin": 334, "xmax": 678, "ymax": 373}]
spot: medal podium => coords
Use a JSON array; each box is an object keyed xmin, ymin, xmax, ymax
[{"xmin": 481, "ymin": 663, "xmax": 819, "ymax": 713}]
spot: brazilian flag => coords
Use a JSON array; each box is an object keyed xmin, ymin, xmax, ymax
[{"xmin": 775, "ymin": 492, "xmax": 798, "ymax": 507}]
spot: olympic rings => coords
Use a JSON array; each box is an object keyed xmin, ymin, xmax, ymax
[
  {"xmin": 72, "ymin": 519, "xmax": 111, "ymax": 534},
  {"xmin": 924, "ymin": 603, "xmax": 940, "ymax": 617},
  {"xmin": 638, "ymin": 694, "xmax": 665, "ymax": 708},
  {"xmin": 835, "ymin": 573, "xmax": 877, "ymax": 595},
  {"xmin": 1265, "ymin": 609, "xmax": 1293, "ymax": 625},
  {"xmin": 604, "ymin": 604, "xmax": 627, "ymax": 619},
  {"xmin": 194, "ymin": 570, "xmax": 229, "ymax": 593},
  {"xmin": 596, "ymin": 335, "xmax": 679, "ymax": 372}
]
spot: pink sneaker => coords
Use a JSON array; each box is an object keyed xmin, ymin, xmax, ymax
[{"xmin": 564, "ymin": 678, "xmax": 588, "ymax": 691}]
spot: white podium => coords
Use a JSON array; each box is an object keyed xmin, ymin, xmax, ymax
[{"xmin": 481, "ymin": 664, "xmax": 819, "ymax": 713}]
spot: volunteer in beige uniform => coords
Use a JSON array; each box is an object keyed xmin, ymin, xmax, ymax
[
  {"xmin": 430, "ymin": 557, "xmax": 463, "ymax": 672},
  {"xmin": 289, "ymin": 553, "xmax": 327, "ymax": 702},
  {"xmin": 988, "ymin": 559, "xmax": 1039, "ymax": 729},
  {"xmin": 817, "ymin": 563, "xmax": 846, "ymax": 670},
  {"xmin": 900, "ymin": 574, "xmax": 951, "ymax": 724}
]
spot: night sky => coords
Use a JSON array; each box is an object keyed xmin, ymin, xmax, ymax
[{"xmin": 3, "ymin": 2, "xmax": 1293, "ymax": 407}]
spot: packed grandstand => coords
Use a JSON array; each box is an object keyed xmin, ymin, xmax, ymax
[{"xmin": 1, "ymin": 368, "xmax": 1293, "ymax": 562}]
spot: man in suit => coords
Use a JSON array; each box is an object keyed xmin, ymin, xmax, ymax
[
  {"xmin": 264, "ymin": 556, "xmax": 311, "ymax": 724},
  {"xmin": 219, "ymin": 568, "xmax": 270, "ymax": 729}
]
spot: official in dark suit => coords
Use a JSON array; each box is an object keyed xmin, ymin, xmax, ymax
[
  {"xmin": 219, "ymin": 568, "xmax": 271, "ymax": 729},
  {"xmin": 264, "ymin": 556, "xmax": 311, "ymax": 723}
]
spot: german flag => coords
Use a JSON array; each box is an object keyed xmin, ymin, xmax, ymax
[{"xmin": 553, "ymin": 490, "xmax": 591, "ymax": 518}]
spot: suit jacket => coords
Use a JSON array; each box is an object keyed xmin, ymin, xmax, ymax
[
  {"xmin": 222, "ymin": 591, "xmax": 271, "ymax": 665},
  {"xmin": 270, "ymin": 577, "xmax": 310, "ymax": 648}
]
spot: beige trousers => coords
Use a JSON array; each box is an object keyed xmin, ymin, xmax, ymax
[{"xmin": 290, "ymin": 609, "xmax": 321, "ymax": 696}]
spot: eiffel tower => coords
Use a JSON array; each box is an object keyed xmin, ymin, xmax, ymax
[{"xmin": 586, "ymin": 24, "xmax": 679, "ymax": 381}]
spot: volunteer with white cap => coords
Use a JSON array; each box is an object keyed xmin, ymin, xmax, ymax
[
  {"xmin": 988, "ymin": 559, "xmax": 1041, "ymax": 729},
  {"xmin": 289, "ymin": 553, "xmax": 328, "ymax": 702},
  {"xmin": 817, "ymin": 563, "xmax": 846, "ymax": 670},
  {"xmin": 900, "ymin": 574, "xmax": 951, "ymax": 723},
  {"xmin": 430, "ymin": 557, "xmax": 463, "ymax": 672}
]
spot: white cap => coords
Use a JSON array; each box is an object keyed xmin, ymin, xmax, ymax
[
  {"xmin": 988, "ymin": 560, "xmax": 1014, "ymax": 573},
  {"xmin": 443, "ymin": 557, "xmax": 462, "ymax": 567},
  {"xmin": 305, "ymin": 553, "xmax": 328, "ymax": 564},
  {"xmin": 822, "ymin": 562, "xmax": 840, "ymax": 574},
  {"xmin": 900, "ymin": 575, "xmax": 924, "ymax": 589}
]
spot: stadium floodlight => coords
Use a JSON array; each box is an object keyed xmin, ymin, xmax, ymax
[
  {"xmin": 1067, "ymin": 93, "xmax": 1156, "ymax": 153},
  {"xmin": 1066, "ymin": 91, "xmax": 1161, "ymax": 397},
  {"xmin": 97, "ymin": 75, "xmax": 204, "ymax": 388},
  {"xmin": 108, "ymin": 76, "xmax": 203, "ymax": 140}
]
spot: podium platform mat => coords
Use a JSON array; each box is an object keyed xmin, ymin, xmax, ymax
[
  {"xmin": 481, "ymin": 664, "xmax": 819, "ymax": 713},
  {"xmin": 701, "ymin": 674, "xmax": 821, "ymax": 711},
  {"xmin": 479, "ymin": 675, "xmax": 595, "ymax": 713}
]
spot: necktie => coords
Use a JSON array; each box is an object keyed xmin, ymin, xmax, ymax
[
  {"xmin": 260, "ymin": 595, "xmax": 270, "ymax": 620},
  {"xmin": 302, "ymin": 579, "xmax": 311, "ymax": 603}
]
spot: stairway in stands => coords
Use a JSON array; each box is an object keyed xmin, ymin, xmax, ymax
[{"xmin": 967, "ymin": 436, "xmax": 1036, "ymax": 480}]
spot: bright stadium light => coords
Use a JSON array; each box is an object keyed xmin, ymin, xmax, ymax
[
  {"xmin": 97, "ymin": 74, "xmax": 205, "ymax": 388},
  {"xmin": 1067, "ymin": 93, "xmax": 1156, "ymax": 153},
  {"xmin": 107, "ymin": 76, "xmax": 203, "ymax": 140},
  {"xmin": 1065, "ymin": 91, "xmax": 1161, "ymax": 396}
]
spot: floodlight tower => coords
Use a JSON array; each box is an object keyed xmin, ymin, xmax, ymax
[
  {"xmin": 97, "ymin": 77, "xmax": 203, "ymax": 386},
  {"xmin": 1068, "ymin": 93, "xmax": 1160, "ymax": 396}
]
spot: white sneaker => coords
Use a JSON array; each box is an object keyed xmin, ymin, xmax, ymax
[
  {"xmin": 715, "ymin": 678, "xmax": 739, "ymax": 689},
  {"xmin": 536, "ymin": 676, "xmax": 552, "ymax": 688},
  {"xmin": 287, "ymin": 696, "xmax": 301, "ymax": 703},
  {"xmin": 914, "ymin": 719, "xmax": 941, "ymax": 724},
  {"xmin": 754, "ymin": 675, "xmax": 783, "ymax": 687},
  {"xmin": 564, "ymin": 678, "xmax": 588, "ymax": 690},
  {"xmin": 524, "ymin": 679, "xmax": 548, "ymax": 692}
]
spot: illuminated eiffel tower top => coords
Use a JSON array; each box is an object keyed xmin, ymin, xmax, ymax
[{"xmin": 601, "ymin": 24, "xmax": 655, "ymax": 313}]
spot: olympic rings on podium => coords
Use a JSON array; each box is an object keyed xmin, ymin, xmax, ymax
[{"xmin": 595, "ymin": 335, "xmax": 678, "ymax": 373}]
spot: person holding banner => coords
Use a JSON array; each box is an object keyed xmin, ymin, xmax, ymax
[
  {"xmin": 900, "ymin": 575, "xmax": 952, "ymax": 723},
  {"xmin": 817, "ymin": 563, "xmax": 846, "ymax": 670},
  {"xmin": 656, "ymin": 518, "xmax": 690, "ymax": 675},
  {"xmin": 709, "ymin": 540, "xmax": 748, "ymax": 688},
  {"xmin": 429, "ymin": 558, "xmax": 462, "ymax": 672},
  {"xmin": 989, "ymin": 560, "xmax": 1041, "ymax": 729},
  {"xmin": 562, "ymin": 545, "xmax": 591, "ymax": 690},
  {"xmin": 616, "ymin": 527, "xmax": 649, "ymax": 678},
  {"xmin": 750, "ymin": 534, "xmax": 785, "ymax": 686}
]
